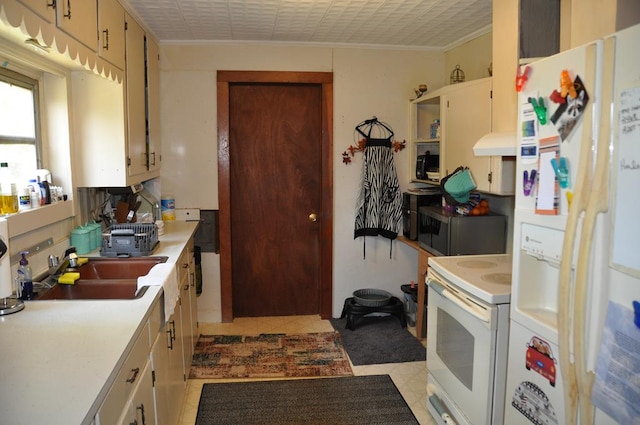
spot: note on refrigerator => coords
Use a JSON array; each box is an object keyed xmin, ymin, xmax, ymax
[
  {"xmin": 535, "ymin": 136, "xmax": 560, "ymax": 215},
  {"xmin": 591, "ymin": 301, "xmax": 640, "ymax": 425},
  {"xmin": 611, "ymin": 84, "xmax": 640, "ymax": 277}
]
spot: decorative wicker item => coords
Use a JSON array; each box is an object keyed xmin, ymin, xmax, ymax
[
  {"xmin": 450, "ymin": 64, "xmax": 465, "ymax": 84},
  {"xmin": 353, "ymin": 288, "xmax": 392, "ymax": 307}
]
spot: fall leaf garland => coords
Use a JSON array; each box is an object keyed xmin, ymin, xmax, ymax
[{"xmin": 342, "ymin": 138, "xmax": 406, "ymax": 164}]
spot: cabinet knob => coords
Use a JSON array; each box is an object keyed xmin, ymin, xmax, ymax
[{"xmin": 308, "ymin": 213, "xmax": 318, "ymax": 222}]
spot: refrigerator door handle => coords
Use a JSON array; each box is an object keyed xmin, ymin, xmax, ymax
[
  {"xmin": 573, "ymin": 36, "xmax": 617, "ymax": 425},
  {"xmin": 557, "ymin": 41, "xmax": 600, "ymax": 425}
]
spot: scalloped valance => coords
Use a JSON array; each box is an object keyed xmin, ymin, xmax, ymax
[{"xmin": 0, "ymin": 1, "xmax": 123, "ymax": 82}]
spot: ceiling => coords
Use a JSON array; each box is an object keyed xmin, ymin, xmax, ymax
[{"xmin": 122, "ymin": 0, "xmax": 493, "ymax": 49}]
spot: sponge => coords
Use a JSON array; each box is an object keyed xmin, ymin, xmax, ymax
[
  {"xmin": 76, "ymin": 257, "xmax": 89, "ymax": 266},
  {"xmin": 58, "ymin": 272, "xmax": 80, "ymax": 285}
]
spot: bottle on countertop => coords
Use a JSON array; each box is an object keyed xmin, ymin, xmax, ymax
[
  {"xmin": 0, "ymin": 162, "xmax": 18, "ymax": 215},
  {"xmin": 18, "ymin": 251, "xmax": 33, "ymax": 300}
]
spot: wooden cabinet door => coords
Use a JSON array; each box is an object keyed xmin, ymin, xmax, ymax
[
  {"xmin": 125, "ymin": 13, "xmax": 147, "ymax": 179},
  {"xmin": 56, "ymin": 0, "xmax": 98, "ymax": 50},
  {"xmin": 442, "ymin": 79, "xmax": 492, "ymax": 191},
  {"xmin": 146, "ymin": 36, "xmax": 161, "ymax": 174},
  {"xmin": 18, "ymin": 0, "xmax": 55, "ymax": 22},
  {"xmin": 166, "ymin": 302, "xmax": 187, "ymax": 425},
  {"xmin": 98, "ymin": 0, "xmax": 125, "ymax": 69},
  {"xmin": 416, "ymin": 249, "xmax": 433, "ymax": 339},
  {"xmin": 151, "ymin": 332, "xmax": 170, "ymax": 425}
]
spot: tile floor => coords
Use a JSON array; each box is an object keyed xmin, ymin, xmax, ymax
[{"xmin": 178, "ymin": 315, "xmax": 435, "ymax": 425}]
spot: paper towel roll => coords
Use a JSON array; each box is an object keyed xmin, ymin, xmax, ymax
[{"xmin": 0, "ymin": 219, "xmax": 13, "ymax": 299}]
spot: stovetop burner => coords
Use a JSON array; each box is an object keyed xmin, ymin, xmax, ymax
[
  {"xmin": 458, "ymin": 260, "xmax": 498, "ymax": 269},
  {"xmin": 481, "ymin": 272, "xmax": 512, "ymax": 285}
]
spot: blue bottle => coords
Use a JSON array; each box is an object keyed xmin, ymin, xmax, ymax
[{"xmin": 18, "ymin": 251, "xmax": 33, "ymax": 300}]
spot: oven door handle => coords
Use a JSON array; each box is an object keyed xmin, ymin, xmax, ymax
[{"xmin": 429, "ymin": 278, "xmax": 490, "ymax": 323}]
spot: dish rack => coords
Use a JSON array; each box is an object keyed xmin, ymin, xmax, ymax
[{"xmin": 101, "ymin": 223, "xmax": 159, "ymax": 257}]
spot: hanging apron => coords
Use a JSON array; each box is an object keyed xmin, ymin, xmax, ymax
[{"xmin": 354, "ymin": 135, "xmax": 403, "ymax": 257}]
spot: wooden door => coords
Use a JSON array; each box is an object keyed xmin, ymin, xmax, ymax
[{"xmin": 218, "ymin": 72, "xmax": 333, "ymax": 320}]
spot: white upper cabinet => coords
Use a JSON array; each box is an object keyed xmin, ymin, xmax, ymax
[
  {"xmin": 125, "ymin": 13, "xmax": 148, "ymax": 179},
  {"xmin": 17, "ymin": 0, "xmax": 55, "ymax": 23},
  {"xmin": 146, "ymin": 36, "xmax": 161, "ymax": 173},
  {"xmin": 442, "ymin": 79, "xmax": 492, "ymax": 188},
  {"xmin": 55, "ymin": 0, "xmax": 98, "ymax": 51},
  {"xmin": 98, "ymin": 0, "xmax": 125, "ymax": 69}
]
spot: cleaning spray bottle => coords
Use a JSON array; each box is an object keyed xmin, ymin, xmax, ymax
[{"xmin": 18, "ymin": 251, "xmax": 33, "ymax": 300}]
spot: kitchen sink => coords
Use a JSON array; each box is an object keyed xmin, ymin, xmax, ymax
[
  {"xmin": 32, "ymin": 256, "xmax": 168, "ymax": 301},
  {"xmin": 76, "ymin": 257, "xmax": 168, "ymax": 280},
  {"xmin": 35, "ymin": 280, "xmax": 144, "ymax": 300}
]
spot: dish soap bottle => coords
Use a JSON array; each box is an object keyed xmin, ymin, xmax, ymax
[
  {"xmin": 0, "ymin": 162, "xmax": 18, "ymax": 214},
  {"xmin": 18, "ymin": 251, "xmax": 33, "ymax": 300}
]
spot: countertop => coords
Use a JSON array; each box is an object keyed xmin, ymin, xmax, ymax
[{"xmin": 0, "ymin": 221, "xmax": 198, "ymax": 425}]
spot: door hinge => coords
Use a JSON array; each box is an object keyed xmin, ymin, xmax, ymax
[
  {"xmin": 488, "ymin": 171, "xmax": 493, "ymax": 183},
  {"xmin": 490, "ymin": 90, "xmax": 493, "ymax": 99},
  {"xmin": 127, "ymin": 157, "xmax": 131, "ymax": 166},
  {"xmin": 152, "ymin": 370, "xmax": 156, "ymax": 387},
  {"xmin": 125, "ymin": 21, "xmax": 128, "ymax": 31}
]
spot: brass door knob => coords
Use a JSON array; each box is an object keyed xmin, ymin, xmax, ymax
[{"xmin": 308, "ymin": 213, "xmax": 318, "ymax": 222}]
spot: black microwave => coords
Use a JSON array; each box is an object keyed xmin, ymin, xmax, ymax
[{"xmin": 418, "ymin": 206, "xmax": 506, "ymax": 256}]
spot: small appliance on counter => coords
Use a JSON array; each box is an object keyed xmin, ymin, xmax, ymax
[
  {"xmin": 416, "ymin": 152, "xmax": 439, "ymax": 181},
  {"xmin": 418, "ymin": 205, "xmax": 506, "ymax": 256},
  {"xmin": 402, "ymin": 189, "xmax": 441, "ymax": 240}
]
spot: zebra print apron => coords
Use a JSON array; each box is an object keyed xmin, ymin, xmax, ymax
[{"xmin": 353, "ymin": 128, "xmax": 403, "ymax": 257}]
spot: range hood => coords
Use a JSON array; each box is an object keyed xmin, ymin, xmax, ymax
[{"xmin": 473, "ymin": 131, "xmax": 517, "ymax": 157}]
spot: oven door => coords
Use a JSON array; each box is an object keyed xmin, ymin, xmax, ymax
[{"xmin": 427, "ymin": 269, "xmax": 498, "ymax": 425}]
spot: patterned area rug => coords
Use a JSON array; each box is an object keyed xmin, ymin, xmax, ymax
[{"xmin": 189, "ymin": 332, "xmax": 353, "ymax": 379}]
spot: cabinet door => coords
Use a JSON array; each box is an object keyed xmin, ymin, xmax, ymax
[
  {"xmin": 56, "ymin": 0, "xmax": 98, "ymax": 51},
  {"xmin": 151, "ymin": 331, "xmax": 170, "ymax": 425},
  {"xmin": 18, "ymin": 0, "xmax": 55, "ymax": 22},
  {"xmin": 117, "ymin": 361, "xmax": 156, "ymax": 425},
  {"xmin": 146, "ymin": 36, "xmax": 161, "ymax": 174},
  {"xmin": 166, "ymin": 302, "xmax": 187, "ymax": 425},
  {"xmin": 98, "ymin": 0, "xmax": 125, "ymax": 69},
  {"xmin": 125, "ymin": 13, "xmax": 148, "ymax": 179},
  {"xmin": 179, "ymin": 240, "xmax": 198, "ymax": 356},
  {"xmin": 442, "ymin": 79, "xmax": 492, "ymax": 191}
]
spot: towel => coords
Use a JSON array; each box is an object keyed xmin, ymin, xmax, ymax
[{"xmin": 137, "ymin": 263, "xmax": 179, "ymax": 322}]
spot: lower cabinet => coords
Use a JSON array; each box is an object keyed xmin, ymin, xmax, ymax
[
  {"xmin": 95, "ymin": 237, "xmax": 198, "ymax": 425},
  {"xmin": 96, "ymin": 322, "xmax": 152, "ymax": 424},
  {"xmin": 117, "ymin": 361, "xmax": 156, "ymax": 425},
  {"xmin": 152, "ymin": 296, "xmax": 187, "ymax": 425}
]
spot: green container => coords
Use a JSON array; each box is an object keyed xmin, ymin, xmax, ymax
[
  {"xmin": 86, "ymin": 221, "xmax": 102, "ymax": 250},
  {"xmin": 70, "ymin": 226, "xmax": 91, "ymax": 255}
]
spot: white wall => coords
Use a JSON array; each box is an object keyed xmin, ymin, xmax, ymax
[{"xmin": 159, "ymin": 43, "xmax": 445, "ymax": 321}]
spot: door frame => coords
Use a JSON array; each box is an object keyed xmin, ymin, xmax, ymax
[{"xmin": 217, "ymin": 71, "xmax": 334, "ymax": 321}]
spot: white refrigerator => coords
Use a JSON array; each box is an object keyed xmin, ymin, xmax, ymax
[{"xmin": 505, "ymin": 23, "xmax": 640, "ymax": 425}]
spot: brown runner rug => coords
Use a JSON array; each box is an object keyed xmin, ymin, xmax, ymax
[{"xmin": 189, "ymin": 332, "xmax": 353, "ymax": 379}]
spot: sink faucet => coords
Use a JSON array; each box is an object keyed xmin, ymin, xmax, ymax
[{"xmin": 48, "ymin": 247, "xmax": 77, "ymax": 277}]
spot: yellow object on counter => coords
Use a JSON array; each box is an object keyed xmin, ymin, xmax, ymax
[
  {"xmin": 58, "ymin": 272, "xmax": 80, "ymax": 285},
  {"xmin": 76, "ymin": 257, "xmax": 88, "ymax": 266}
]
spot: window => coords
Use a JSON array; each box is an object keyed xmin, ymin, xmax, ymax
[{"xmin": 0, "ymin": 68, "xmax": 41, "ymax": 181}]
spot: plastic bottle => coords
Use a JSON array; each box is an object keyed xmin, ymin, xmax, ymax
[
  {"xmin": 28, "ymin": 179, "xmax": 41, "ymax": 207},
  {"xmin": 0, "ymin": 162, "xmax": 18, "ymax": 215},
  {"xmin": 18, "ymin": 251, "xmax": 33, "ymax": 300},
  {"xmin": 18, "ymin": 186, "xmax": 31, "ymax": 211}
]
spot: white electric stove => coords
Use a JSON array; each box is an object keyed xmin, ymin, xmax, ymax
[{"xmin": 426, "ymin": 253, "xmax": 513, "ymax": 425}]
